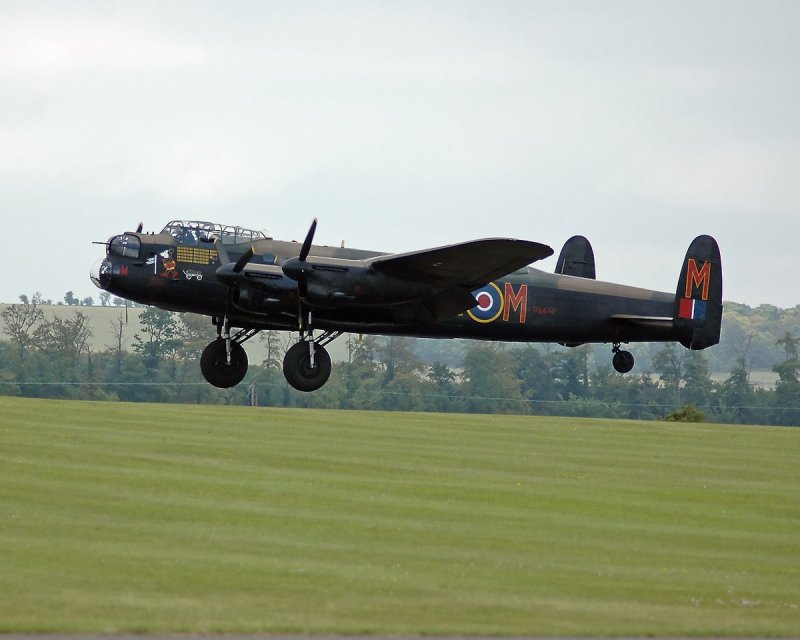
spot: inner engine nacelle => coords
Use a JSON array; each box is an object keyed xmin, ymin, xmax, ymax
[{"xmin": 232, "ymin": 280, "xmax": 296, "ymax": 312}]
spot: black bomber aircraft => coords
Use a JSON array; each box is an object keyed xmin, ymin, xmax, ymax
[{"xmin": 90, "ymin": 219, "xmax": 722, "ymax": 392}]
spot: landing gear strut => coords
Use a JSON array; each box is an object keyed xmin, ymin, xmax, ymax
[
  {"xmin": 200, "ymin": 318, "xmax": 259, "ymax": 388},
  {"xmin": 612, "ymin": 343, "xmax": 635, "ymax": 374},
  {"xmin": 199, "ymin": 311, "xmax": 342, "ymax": 391}
]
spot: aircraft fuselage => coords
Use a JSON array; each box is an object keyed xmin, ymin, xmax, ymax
[{"xmin": 93, "ymin": 229, "xmax": 678, "ymax": 345}]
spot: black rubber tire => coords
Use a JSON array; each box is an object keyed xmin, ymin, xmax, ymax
[
  {"xmin": 282, "ymin": 342, "xmax": 332, "ymax": 392},
  {"xmin": 200, "ymin": 339, "xmax": 248, "ymax": 388},
  {"xmin": 612, "ymin": 349, "xmax": 635, "ymax": 374}
]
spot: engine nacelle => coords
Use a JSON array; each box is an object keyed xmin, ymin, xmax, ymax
[{"xmin": 232, "ymin": 278, "xmax": 296, "ymax": 312}]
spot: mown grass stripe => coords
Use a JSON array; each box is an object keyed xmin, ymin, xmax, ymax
[{"xmin": 1, "ymin": 396, "xmax": 799, "ymax": 635}]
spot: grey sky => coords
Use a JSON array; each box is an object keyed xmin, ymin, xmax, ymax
[{"xmin": 2, "ymin": 0, "xmax": 798, "ymax": 307}]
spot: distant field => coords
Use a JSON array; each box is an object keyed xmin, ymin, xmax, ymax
[{"xmin": 1, "ymin": 397, "xmax": 799, "ymax": 635}]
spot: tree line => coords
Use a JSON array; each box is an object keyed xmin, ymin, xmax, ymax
[{"xmin": 2, "ymin": 299, "xmax": 800, "ymax": 425}]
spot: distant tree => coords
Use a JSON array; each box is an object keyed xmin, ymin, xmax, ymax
[
  {"xmin": 718, "ymin": 356, "xmax": 755, "ymax": 423},
  {"xmin": 259, "ymin": 330, "xmax": 286, "ymax": 371},
  {"xmin": 391, "ymin": 373, "xmax": 431, "ymax": 410},
  {"xmin": 771, "ymin": 331, "xmax": 800, "ymax": 426},
  {"xmin": 81, "ymin": 296, "xmax": 94, "ymax": 307},
  {"xmin": 652, "ymin": 343, "xmax": 683, "ymax": 399},
  {"xmin": 428, "ymin": 361, "xmax": 456, "ymax": 389},
  {"xmin": 1, "ymin": 302, "xmax": 44, "ymax": 360},
  {"xmin": 377, "ymin": 336, "xmax": 424, "ymax": 386},
  {"xmin": 776, "ymin": 331, "xmax": 799, "ymax": 362},
  {"xmin": 512, "ymin": 345, "xmax": 559, "ymax": 407},
  {"xmin": 348, "ymin": 334, "xmax": 380, "ymax": 377},
  {"xmin": 106, "ymin": 313, "xmax": 127, "ymax": 374},
  {"xmin": 551, "ymin": 346, "xmax": 590, "ymax": 399},
  {"xmin": 64, "ymin": 291, "xmax": 78, "ymax": 306},
  {"xmin": 99, "ymin": 291, "xmax": 111, "ymax": 306},
  {"xmin": 132, "ymin": 308, "xmax": 182, "ymax": 374},
  {"xmin": 18, "ymin": 294, "xmax": 29, "ymax": 305},
  {"xmin": 427, "ymin": 361, "xmax": 458, "ymax": 412},
  {"xmin": 177, "ymin": 313, "xmax": 216, "ymax": 361},
  {"xmin": 461, "ymin": 343, "xmax": 524, "ymax": 413},
  {"xmin": 772, "ymin": 377, "xmax": 800, "ymax": 426},
  {"xmin": 35, "ymin": 311, "xmax": 92, "ymax": 373},
  {"xmin": 681, "ymin": 350, "xmax": 713, "ymax": 407},
  {"xmin": 0, "ymin": 364, "xmax": 20, "ymax": 396},
  {"xmin": 773, "ymin": 331, "xmax": 800, "ymax": 386}
]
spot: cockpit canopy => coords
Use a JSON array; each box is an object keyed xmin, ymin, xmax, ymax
[
  {"xmin": 108, "ymin": 233, "xmax": 141, "ymax": 258},
  {"xmin": 160, "ymin": 220, "xmax": 270, "ymax": 245}
]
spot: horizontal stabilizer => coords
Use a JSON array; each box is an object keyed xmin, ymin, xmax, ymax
[{"xmin": 612, "ymin": 314, "xmax": 673, "ymax": 325}]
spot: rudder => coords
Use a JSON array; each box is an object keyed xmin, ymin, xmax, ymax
[{"xmin": 673, "ymin": 235, "xmax": 723, "ymax": 350}]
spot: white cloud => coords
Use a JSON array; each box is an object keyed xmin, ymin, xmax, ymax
[{"xmin": 0, "ymin": 15, "xmax": 207, "ymax": 76}]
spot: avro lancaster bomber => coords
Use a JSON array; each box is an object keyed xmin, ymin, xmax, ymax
[{"xmin": 91, "ymin": 219, "xmax": 722, "ymax": 392}]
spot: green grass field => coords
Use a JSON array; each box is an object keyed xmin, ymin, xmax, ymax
[{"xmin": 1, "ymin": 396, "xmax": 799, "ymax": 635}]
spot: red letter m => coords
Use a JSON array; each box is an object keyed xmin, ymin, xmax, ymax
[
  {"xmin": 503, "ymin": 283, "xmax": 527, "ymax": 323},
  {"xmin": 685, "ymin": 259, "xmax": 711, "ymax": 300}
]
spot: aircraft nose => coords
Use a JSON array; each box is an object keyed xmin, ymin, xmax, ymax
[{"xmin": 90, "ymin": 258, "xmax": 111, "ymax": 289}]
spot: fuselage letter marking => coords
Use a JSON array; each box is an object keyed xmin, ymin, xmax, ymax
[{"xmin": 503, "ymin": 283, "xmax": 528, "ymax": 324}]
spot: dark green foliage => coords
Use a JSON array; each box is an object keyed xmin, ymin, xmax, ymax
[
  {"xmin": 663, "ymin": 404, "xmax": 706, "ymax": 423},
  {"xmin": 461, "ymin": 343, "xmax": 524, "ymax": 413},
  {"xmin": 132, "ymin": 307, "xmax": 182, "ymax": 372},
  {"xmin": 3, "ymin": 304, "xmax": 800, "ymax": 426}
]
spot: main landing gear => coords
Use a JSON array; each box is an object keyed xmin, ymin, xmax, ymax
[
  {"xmin": 283, "ymin": 311, "xmax": 340, "ymax": 392},
  {"xmin": 612, "ymin": 343, "xmax": 635, "ymax": 374},
  {"xmin": 282, "ymin": 332, "xmax": 339, "ymax": 392},
  {"xmin": 200, "ymin": 322, "xmax": 259, "ymax": 388},
  {"xmin": 200, "ymin": 314, "xmax": 341, "ymax": 392}
]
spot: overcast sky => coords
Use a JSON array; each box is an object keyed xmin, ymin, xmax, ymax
[{"xmin": 2, "ymin": 0, "xmax": 798, "ymax": 308}]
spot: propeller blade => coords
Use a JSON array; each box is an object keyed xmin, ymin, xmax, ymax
[
  {"xmin": 299, "ymin": 218, "xmax": 318, "ymax": 262},
  {"xmin": 213, "ymin": 237, "xmax": 231, "ymax": 265},
  {"xmin": 283, "ymin": 218, "xmax": 319, "ymax": 290},
  {"xmin": 233, "ymin": 246, "xmax": 255, "ymax": 273}
]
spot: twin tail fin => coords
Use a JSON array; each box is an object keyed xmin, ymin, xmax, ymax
[{"xmin": 674, "ymin": 235, "xmax": 723, "ymax": 350}]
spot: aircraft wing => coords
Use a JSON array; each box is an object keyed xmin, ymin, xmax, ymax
[
  {"xmin": 369, "ymin": 238, "xmax": 553, "ymax": 290},
  {"xmin": 366, "ymin": 238, "xmax": 553, "ymax": 322}
]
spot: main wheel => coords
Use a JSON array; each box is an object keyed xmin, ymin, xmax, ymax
[
  {"xmin": 200, "ymin": 339, "xmax": 248, "ymax": 388},
  {"xmin": 612, "ymin": 349, "xmax": 635, "ymax": 374},
  {"xmin": 283, "ymin": 342, "xmax": 332, "ymax": 392}
]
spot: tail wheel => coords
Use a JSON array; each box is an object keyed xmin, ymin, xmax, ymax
[
  {"xmin": 283, "ymin": 342, "xmax": 332, "ymax": 392},
  {"xmin": 612, "ymin": 348, "xmax": 635, "ymax": 374},
  {"xmin": 200, "ymin": 339, "xmax": 248, "ymax": 388}
]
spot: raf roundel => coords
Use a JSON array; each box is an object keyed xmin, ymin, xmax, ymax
[{"xmin": 467, "ymin": 282, "xmax": 505, "ymax": 323}]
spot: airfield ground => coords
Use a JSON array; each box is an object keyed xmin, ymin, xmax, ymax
[{"xmin": 1, "ymin": 397, "xmax": 799, "ymax": 635}]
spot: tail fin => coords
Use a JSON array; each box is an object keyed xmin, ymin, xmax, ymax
[
  {"xmin": 555, "ymin": 235, "xmax": 596, "ymax": 279},
  {"xmin": 674, "ymin": 235, "xmax": 723, "ymax": 349}
]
